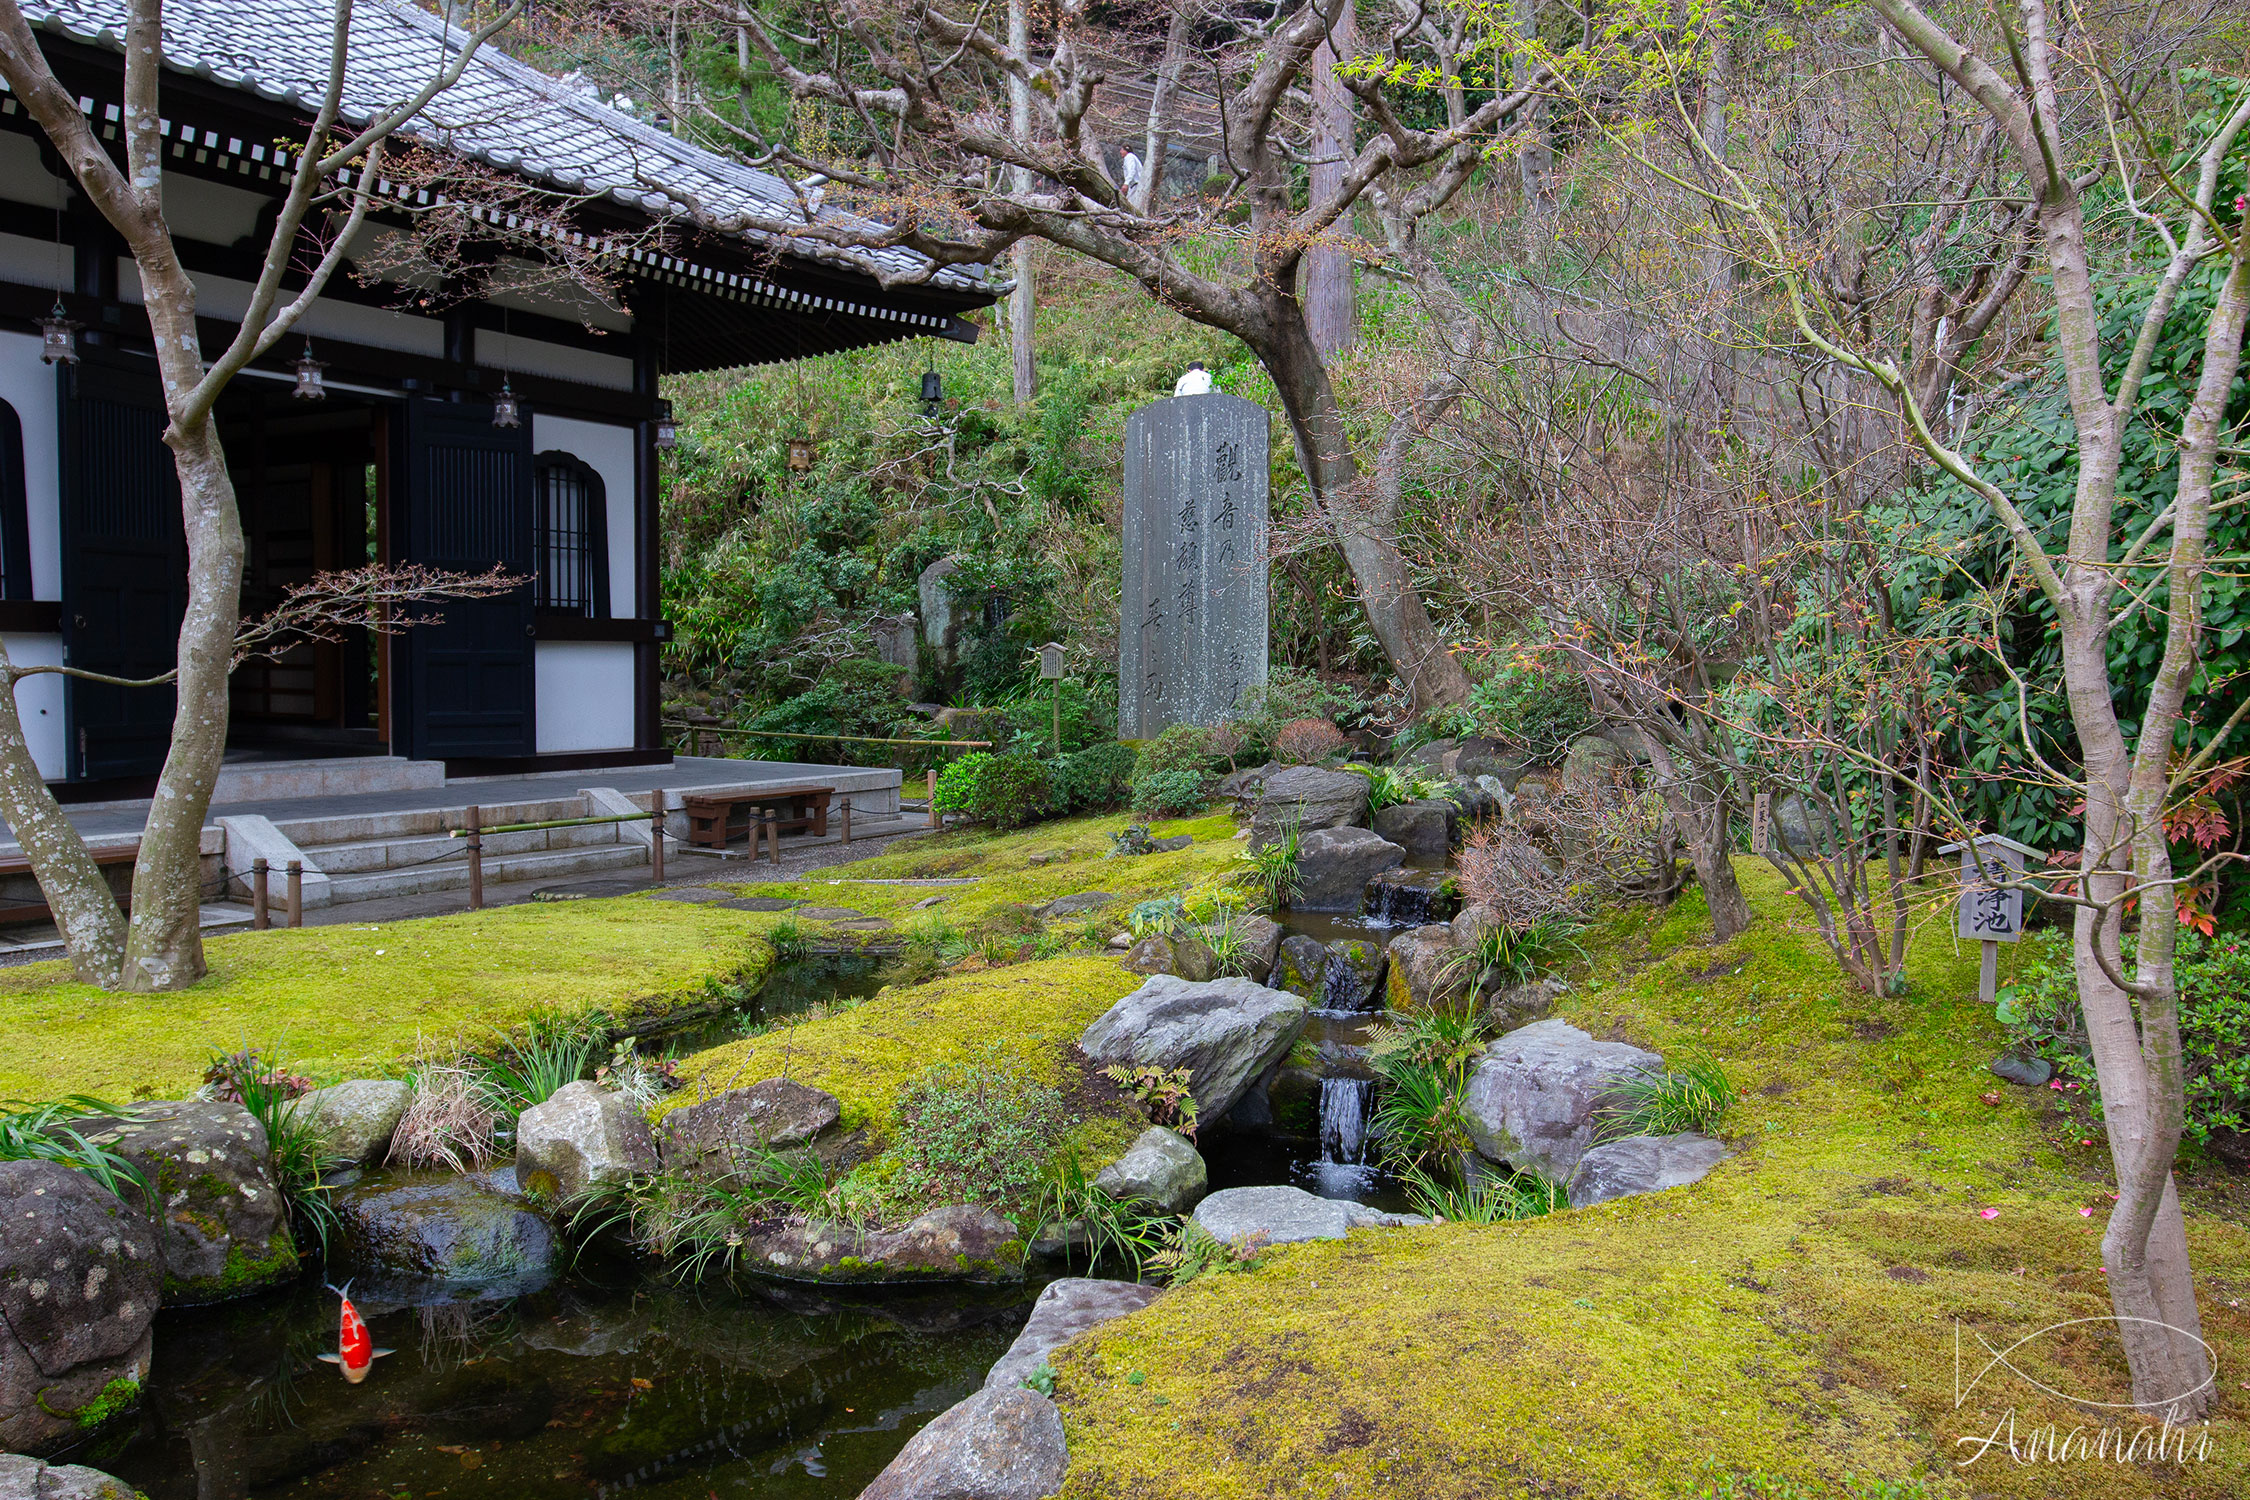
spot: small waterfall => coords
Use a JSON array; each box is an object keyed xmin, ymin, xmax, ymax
[
  {"xmin": 1361, "ymin": 875, "xmax": 1440, "ymax": 927},
  {"xmin": 1318, "ymin": 1078, "xmax": 1374, "ymax": 1166},
  {"xmin": 1321, "ymin": 948, "xmax": 1367, "ymax": 1011}
]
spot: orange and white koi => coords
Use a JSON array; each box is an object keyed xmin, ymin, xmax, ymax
[{"xmin": 315, "ymin": 1281, "xmax": 395, "ymax": 1384}]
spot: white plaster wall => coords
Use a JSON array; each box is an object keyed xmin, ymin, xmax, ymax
[
  {"xmin": 117, "ymin": 261, "xmax": 446, "ymax": 358},
  {"xmin": 4, "ymin": 634, "xmax": 64, "ymax": 779},
  {"xmin": 0, "ymin": 330, "xmax": 63, "ymax": 600},
  {"xmin": 535, "ymin": 642, "xmax": 635, "ymax": 752},
  {"xmin": 531, "ymin": 413, "xmax": 638, "ymax": 617},
  {"xmin": 478, "ymin": 330, "xmax": 634, "ymax": 391}
]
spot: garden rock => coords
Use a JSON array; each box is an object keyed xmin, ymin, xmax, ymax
[
  {"xmin": 284, "ymin": 1079, "xmax": 411, "ymax": 1167},
  {"xmin": 1772, "ymin": 793, "xmax": 1838, "ymax": 855},
  {"xmin": 332, "ymin": 1169, "xmax": 556, "ymax": 1297},
  {"xmin": 1561, "ymin": 734, "xmax": 1630, "ymax": 786},
  {"xmin": 1037, "ymin": 891, "xmax": 1117, "ymax": 918},
  {"xmin": 660, "ymin": 1079, "xmax": 843, "ymax": 1174},
  {"xmin": 1567, "ymin": 1133, "xmax": 1729, "ymax": 1208},
  {"xmin": 1990, "ymin": 1053, "xmax": 2055, "ymax": 1087},
  {"xmin": 1404, "ymin": 738, "xmax": 1460, "ymax": 775},
  {"xmin": 0, "ymin": 1162, "xmax": 160, "ymax": 1454},
  {"xmin": 1450, "ymin": 903, "xmax": 1502, "ymax": 949},
  {"xmin": 0, "ymin": 1455, "xmax": 138, "ymax": 1499},
  {"xmin": 859, "ymin": 1385, "xmax": 1066, "ymax": 1500},
  {"xmin": 1248, "ymin": 765, "xmax": 1370, "ymax": 850},
  {"xmin": 1122, "ymin": 932, "xmax": 1218, "ymax": 983},
  {"xmin": 1364, "ymin": 866, "xmax": 1459, "ymax": 925},
  {"xmin": 1292, "ymin": 826, "xmax": 1405, "ymax": 912},
  {"xmin": 1092, "ymin": 1127, "xmax": 1206, "ymax": 1213},
  {"xmin": 1372, "ymin": 798, "xmax": 1455, "ymax": 860},
  {"xmin": 1322, "ymin": 939, "xmax": 1387, "ymax": 1011},
  {"xmin": 1489, "ymin": 975, "xmax": 1568, "ymax": 1030},
  {"xmin": 984, "ymin": 1277, "xmax": 1165, "ymax": 1392},
  {"xmin": 1463, "ymin": 1020, "xmax": 1664, "ymax": 1181},
  {"xmin": 1385, "ymin": 924, "xmax": 1468, "ymax": 1012},
  {"xmin": 1454, "ymin": 737, "xmax": 1534, "ymax": 787},
  {"xmin": 514, "ymin": 1081, "xmax": 660, "ymax": 1200},
  {"xmin": 1150, "ymin": 834, "xmax": 1194, "ymax": 852},
  {"xmin": 1216, "ymin": 761, "xmax": 1283, "ymax": 810},
  {"xmin": 1271, "ymin": 933, "xmax": 1329, "ymax": 1000},
  {"xmin": 1081, "ymin": 975, "xmax": 1311, "ymax": 1119},
  {"xmin": 744, "ymin": 1204, "xmax": 1021, "ymax": 1284},
  {"xmin": 1193, "ymin": 1184, "xmax": 1353, "ymax": 1246},
  {"xmin": 1235, "ymin": 914, "xmax": 1284, "ymax": 982},
  {"xmin": 83, "ymin": 1100, "xmax": 296, "ymax": 1305}
]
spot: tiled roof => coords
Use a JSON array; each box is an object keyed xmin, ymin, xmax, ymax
[{"xmin": 23, "ymin": 0, "xmax": 992, "ymax": 296}]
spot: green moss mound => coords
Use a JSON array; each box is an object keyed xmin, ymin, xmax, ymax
[
  {"xmin": 1047, "ymin": 862, "xmax": 2250, "ymax": 1498},
  {"xmin": 0, "ymin": 898, "xmax": 776, "ymax": 1100},
  {"xmin": 665, "ymin": 954, "xmax": 1142, "ymax": 1137}
]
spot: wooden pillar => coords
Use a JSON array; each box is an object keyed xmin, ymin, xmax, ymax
[
  {"xmin": 650, "ymin": 789, "xmax": 666, "ymax": 883},
  {"xmin": 285, "ymin": 861, "xmax": 302, "ymax": 929},
  {"xmin": 251, "ymin": 858, "xmax": 269, "ymax": 930},
  {"xmin": 927, "ymin": 768, "xmax": 940, "ymax": 828},
  {"xmin": 840, "ymin": 798, "xmax": 853, "ymax": 845},
  {"xmin": 466, "ymin": 805, "xmax": 484, "ymax": 911}
]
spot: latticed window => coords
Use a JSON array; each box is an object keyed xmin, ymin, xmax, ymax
[{"xmin": 532, "ymin": 453, "xmax": 608, "ymax": 617}]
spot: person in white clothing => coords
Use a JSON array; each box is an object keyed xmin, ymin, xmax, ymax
[{"xmin": 1172, "ymin": 361, "xmax": 1212, "ymax": 396}]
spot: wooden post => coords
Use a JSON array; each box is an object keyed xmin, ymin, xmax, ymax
[
  {"xmin": 840, "ymin": 797, "xmax": 853, "ymax": 845},
  {"xmin": 285, "ymin": 861, "xmax": 302, "ymax": 929},
  {"xmin": 649, "ymin": 789, "xmax": 665, "ymax": 884},
  {"xmin": 769, "ymin": 808, "xmax": 783, "ymax": 866},
  {"xmin": 927, "ymin": 768, "xmax": 940, "ymax": 828},
  {"xmin": 1980, "ymin": 939, "xmax": 2000, "ymax": 1006},
  {"xmin": 251, "ymin": 858, "xmax": 269, "ymax": 930},
  {"xmin": 466, "ymin": 805, "xmax": 484, "ymax": 911}
]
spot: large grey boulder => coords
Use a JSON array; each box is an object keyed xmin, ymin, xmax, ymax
[
  {"xmin": 1248, "ymin": 765, "xmax": 1370, "ymax": 850},
  {"xmin": 1463, "ymin": 1020, "xmax": 1663, "ymax": 1181},
  {"xmin": 1080, "ymin": 975, "xmax": 1311, "ymax": 1120},
  {"xmin": 515, "ymin": 1081, "xmax": 660, "ymax": 1199},
  {"xmin": 1092, "ymin": 1127, "xmax": 1206, "ymax": 1213},
  {"xmin": 1562, "ymin": 734, "xmax": 1630, "ymax": 787},
  {"xmin": 859, "ymin": 1385, "xmax": 1066, "ymax": 1500},
  {"xmin": 285, "ymin": 1079, "xmax": 411, "ymax": 1167},
  {"xmin": 0, "ymin": 1455, "xmax": 137, "ymax": 1499},
  {"xmin": 1321, "ymin": 938, "xmax": 1386, "ymax": 1011},
  {"xmin": 1193, "ymin": 1184, "xmax": 1353, "ymax": 1246},
  {"xmin": 659, "ymin": 1079, "xmax": 842, "ymax": 1174},
  {"xmin": 0, "ymin": 1162, "xmax": 160, "ymax": 1454},
  {"xmin": 1372, "ymin": 798, "xmax": 1455, "ymax": 860},
  {"xmin": 84, "ymin": 1099, "xmax": 296, "ymax": 1305},
  {"xmin": 1567, "ymin": 1133, "xmax": 1729, "ymax": 1208},
  {"xmin": 1232, "ymin": 915, "xmax": 1283, "ymax": 983},
  {"xmin": 1292, "ymin": 826, "xmax": 1404, "ymax": 912},
  {"xmin": 1121, "ymin": 932, "xmax": 1216, "ymax": 983},
  {"xmin": 333, "ymin": 1168, "xmax": 556, "ymax": 1298},
  {"xmin": 984, "ymin": 1278, "xmax": 1165, "ymax": 1392},
  {"xmin": 918, "ymin": 555, "xmax": 982, "ymax": 674},
  {"xmin": 1383, "ymin": 924, "xmax": 1468, "ymax": 1012}
]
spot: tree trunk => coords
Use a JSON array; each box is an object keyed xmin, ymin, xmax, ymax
[
  {"xmin": 1305, "ymin": 7, "xmax": 1357, "ymax": 358},
  {"xmin": 0, "ymin": 642, "xmax": 126, "ymax": 987},
  {"xmin": 1512, "ymin": 0, "xmax": 1553, "ymax": 216},
  {"xmin": 118, "ymin": 425, "xmax": 245, "ymax": 991},
  {"xmin": 1007, "ymin": 0, "xmax": 1036, "ymax": 405},
  {"xmin": 1257, "ymin": 300, "xmax": 1470, "ymax": 710}
]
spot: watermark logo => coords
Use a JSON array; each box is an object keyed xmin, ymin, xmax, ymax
[{"xmin": 1950, "ymin": 1317, "xmax": 2219, "ymax": 1468}]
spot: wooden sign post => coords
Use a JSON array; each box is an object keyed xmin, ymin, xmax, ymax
[
  {"xmin": 1938, "ymin": 833, "xmax": 2041, "ymax": 1005},
  {"xmin": 1038, "ymin": 641, "xmax": 1066, "ymax": 753},
  {"xmin": 1750, "ymin": 793, "xmax": 1774, "ymax": 857}
]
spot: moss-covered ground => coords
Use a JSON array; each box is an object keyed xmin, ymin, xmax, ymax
[
  {"xmin": 0, "ymin": 898, "xmax": 778, "ymax": 1100},
  {"xmin": 1039, "ymin": 860, "xmax": 2250, "ymax": 1498}
]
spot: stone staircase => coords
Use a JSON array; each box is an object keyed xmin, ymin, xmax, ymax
[{"xmin": 271, "ymin": 792, "xmax": 649, "ymax": 904}]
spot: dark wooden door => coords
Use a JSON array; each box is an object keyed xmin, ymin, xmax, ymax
[
  {"xmin": 396, "ymin": 397, "xmax": 534, "ymax": 759},
  {"xmin": 59, "ymin": 360, "xmax": 184, "ymax": 781}
]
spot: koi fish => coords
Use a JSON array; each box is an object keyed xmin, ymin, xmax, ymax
[{"xmin": 315, "ymin": 1281, "xmax": 395, "ymax": 1384}]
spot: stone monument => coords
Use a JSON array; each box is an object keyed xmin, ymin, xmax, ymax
[{"xmin": 1120, "ymin": 391, "xmax": 1270, "ymax": 738}]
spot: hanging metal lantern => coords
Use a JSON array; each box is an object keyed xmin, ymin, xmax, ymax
[
  {"xmin": 653, "ymin": 399, "xmax": 678, "ymax": 451},
  {"xmin": 37, "ymin": 300, "xmax": 77, "ymax": 366},
  {"xmin": 491, "ymin": 376, "xmax": 521, "ymax": 429},
  {"xmin": 291, "ymin": 340, "xmax": 326, "ymax": 401},
  {"xmin": 919, "ymin": 367, "xmax": 942, "ymax": 415}
]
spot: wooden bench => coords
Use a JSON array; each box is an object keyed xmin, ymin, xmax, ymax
[
  {"xmin": 682, "ymin": 785, "xmax": 836, "ymax": 852},
  {"xmin": 0, "ymin": 845, "xmax": 139, "ymax": 925}
]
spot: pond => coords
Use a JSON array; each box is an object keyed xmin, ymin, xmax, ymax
[{"xmin": 96, "ymin": 1271, "xmax": 1037, "ymax": 1500}]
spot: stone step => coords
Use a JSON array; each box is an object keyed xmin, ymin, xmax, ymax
[
  {"xmin": 308, "ymin": 819, "xmax": 623, "ymax": 875},
  {"xmin": 323, "ymin": 841, "xmax": 650, "ymax": 903},
  {"xmin": 273, "ymin": 796, "xmax": 592, "ymax": 848}
]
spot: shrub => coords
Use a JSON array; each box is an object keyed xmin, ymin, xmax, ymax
[
  {"xmin": 1124, "ymin": 897, "xmax": 1185, "ymax": 938},
  {"xmin": 933, "ymin": 750, "xmax": 1055, "ymax": 828},
  {"xmin": 1604, "ymin": 1055, "xmax": 1737, "ymax": 1139},
  {"xmin": 1148, "ymin": 1219, "xmax": 1268, "ymax": 1286},
  {"xmin": 1048, "ymin": 742, "xmax": 1136, "ymax": 812},
  {"xmin": 388, "ymin": 1065, "xmax": 500, "ymax": 1173},
  {"xmin": 1026, "ymin": 1146, "xmax": 1170, "ymax": 1273},
  {"xmin": 203, "ymin": 1048, "xmax": 313, "ymax": 1104},
  {"xmin": 1364, "ymin": 1006, "xmax": 1495, "ymax": 1175},
  {"xmin": 209, "ymin": 1050, "xmax": 345, "ymax": 1252},
  {"xmin": 1230, "ymin": 668, "xmax": 1368, "ymax": 759},
  {"xmin": 478, "ymin": 1017, "xmax": 597, "ymax": 1123},
  {"xmin": 1274, "ymin": 718, "xmax": 1349, "ymax": 764},
  {"xmin": 1102, "ymin": 1063, "xmax": 1198, "ymax": 1138},
  {"xmin": 1464, "ymin": 662, "xmax": 1593, "ymax": 758},
  {"xmin": 1135, "ymin": 722, "xmax": 1220, "ymax": 777},
  {"xmin": 1109, "ymin": 823, "xmax": 1156, "ymax": 857},
  {"xmin": 1129, "ymin": 766, "xmax": 1211, "ymax": 816},
  {"xmin": 1234, "ymin": 816, "xmax": 1302, "ymax": 910},
  {"xmin": 1998, "ymin": 928, "xmax": 2250, "ymax": 1148},
  {"xmin": 1397, "ymin": 1162, "xmax": 1565, "ymax": 1222},
  {"xmin": 1340, "ymin": 761, "xmax": 1447, "ymax": 811},
  {"xmin": 891, "ymin": 1060, "xmax": 1067, "ymax": 1211},
  {"xmin": 1442, "ymin": 914, "xmax": 1585, "ymax": 992},
  {"xmin": 0, "ymin": 1097, "xmax": 146, "ymax": 1199}
]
